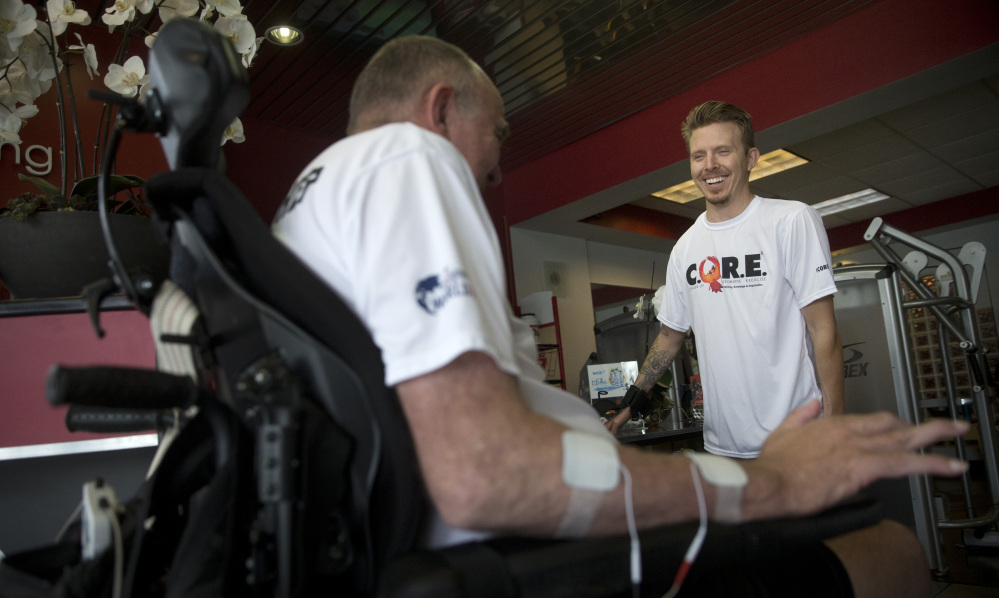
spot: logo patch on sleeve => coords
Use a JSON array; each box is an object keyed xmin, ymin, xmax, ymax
[{"xmin": 415, "ymin": 268, "xmax": 475, "ymax": 314}]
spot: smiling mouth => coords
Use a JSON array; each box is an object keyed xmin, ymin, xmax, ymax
[{"xmin": 705, "ymin": 176, "xmax": 727, "ymax": 185}]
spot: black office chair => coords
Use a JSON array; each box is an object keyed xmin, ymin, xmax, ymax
[{"xmin": 0, "ymin": 18, "xmax": 882, "ymax": 598}]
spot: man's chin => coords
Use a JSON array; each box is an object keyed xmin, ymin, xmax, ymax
[{"xmin": 704, "ymin": 193, "xmax": 731, "ymax": 206}]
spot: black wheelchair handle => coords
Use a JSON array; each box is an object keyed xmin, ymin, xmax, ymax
[
  {"xmin": 47, "ymin": 365, "xmax": 200, "ymax": 409},
  {"xmin": 65, "ymin": 405, "xmax": 177, "ymax": 433}
]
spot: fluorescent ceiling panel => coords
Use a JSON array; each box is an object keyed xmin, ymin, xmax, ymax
[{"xmin": 812, "ymin": 188, "xmax": 891, "ymax": 216}]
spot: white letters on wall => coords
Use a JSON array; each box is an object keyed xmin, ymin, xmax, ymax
[{"xmin": 1, "ymin": 141, "xmax": 55, "ymax": 178}]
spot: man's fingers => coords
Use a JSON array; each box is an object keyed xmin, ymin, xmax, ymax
[
  {"xmin": 901, "ymin": 418, "xmax": 970, "ymax": 451},
  {"xmin": 853, "ymin": 417, "xmax": 970, "ymax": 454},
  {"xmin": 838, "ymin": 410, "xmax": 909, "ymax": 435},
  {"xmin": 782, "ymin": 398, "xmax": 823, "ymax": 427},
  {"xmin": 863, "ymin": 451, "xmax": 969, "ymax": 482}
]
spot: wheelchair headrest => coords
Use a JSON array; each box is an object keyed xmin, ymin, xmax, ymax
[{"xmin": 146, "ymin": 18, "xmax": 250, "ymax": 170}]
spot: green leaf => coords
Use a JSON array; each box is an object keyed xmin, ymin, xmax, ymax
[
  {"xmin": 17, "ymin": 174, "xmax": 63, "ymax": 199},
  {"xmin": 70, "ymin": 174, "xmax": 146, "ymax": 201}
]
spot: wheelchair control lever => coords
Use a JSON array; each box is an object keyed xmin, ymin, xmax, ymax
[
  {"xmin": 81, "ymin": 277, "xmax": 119, "ymax": 338},
  {"xmin": 47, "ymin": 365, "xmax": 201, "ymax": 409}
]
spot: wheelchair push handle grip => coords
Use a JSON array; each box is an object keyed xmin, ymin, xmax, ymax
[
  {"xmin": 47, "ymin": 365, "xmax": 200, "ymax": 409},
  {"xmin": 65, "ymin": 405, "xmax": 176, "ymax": 433}
]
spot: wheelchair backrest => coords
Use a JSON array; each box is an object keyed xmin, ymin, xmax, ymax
[{"xmin": 140, "ymin": 19, "xmax": 428, "ymax": 593}]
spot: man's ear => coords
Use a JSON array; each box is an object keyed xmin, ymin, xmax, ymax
[
  {"xmin": 421, "ymin": 82, "xmax": 457, "ymax": 137},
  {"xmin": 746, "ymin": 146, "xmax": 761, "ymax": 172}
]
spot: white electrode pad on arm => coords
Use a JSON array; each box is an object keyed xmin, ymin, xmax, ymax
[
  {"xmin": 685, "ymin": 452, "xmax": 748, "ymax": 523},
  {"xmin": 558, "ymin": 430, "xmax": 621, "ymax": 537}
]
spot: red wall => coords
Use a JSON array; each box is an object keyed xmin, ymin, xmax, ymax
[
  {"xmin": 499, "ymin": 0, "xmax": 999, "ymax": 226},
  {"xmin": 0, "ymin": 310, "xmax": 156, "ymax": 448},
  {"xmin": 223, "ymin": 117, "xmax": 337, "ymax": 221}
]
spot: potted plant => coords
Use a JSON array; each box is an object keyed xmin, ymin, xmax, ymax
[
  {"xmin": 0, "ymin": 0, "xmax": 259, "ymax": 299},
  {"xmin": 0, "ymin": 171, "xmax": 165, "ymax": 298}
]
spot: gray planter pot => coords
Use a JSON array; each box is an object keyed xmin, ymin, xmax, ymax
[{"xmin": 0, "ymin": 211, "xmax": 170, "ymax": 299}]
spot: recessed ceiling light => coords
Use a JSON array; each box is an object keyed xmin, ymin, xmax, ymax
[
  {"xmin": 751, "ymin": 148, "xmax": 809, "ymax": 180},
  {"xmin": 265, "ymin": 25, "xmax": 304, "ymax": 46},
  {"xmin": 812, "ymin": 188, "xmax": 890, "ymax": 216},
  {"xmin": 652, "ymin": 148, "xmax": 808, "ymax": 204},
  {"xmin": 650, "ymin": 179, "xmax": 702, "ymax": 204}
]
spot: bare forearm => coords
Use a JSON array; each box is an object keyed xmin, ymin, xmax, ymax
[
  {"xmin": 398, "ymin": 353, "xmax": 704, "ymax": 535},
  {"xmin": 802, "ymin": 296, "xmax": 844, "ymax": 416},
  {"xmin": 815, "ymin": 337, "xmax": 844, "ymax": 416},
  {"xmin": 606, "ymin": 325, "xmax": 686, "ymax": 434},
  {"xmin": 634, "ymin": 325, "xmax": 685, "ymax": 392},
  {"xmin": 399, "ymin": 352, "xmax": 968, "ymax": 539}
]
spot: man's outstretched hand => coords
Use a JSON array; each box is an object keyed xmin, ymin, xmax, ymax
[{"xmin": 743, "ymin": 399, "xmax": 969, "ymax": 522}]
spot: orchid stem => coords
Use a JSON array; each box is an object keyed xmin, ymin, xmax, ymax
[{"xmin": 41, "ymin": 23, "xmax": 69, "ymax": 199}]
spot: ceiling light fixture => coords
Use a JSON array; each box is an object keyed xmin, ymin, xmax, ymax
[
  {"xmin": 750, "ymin": 148, "xmax": 809, "ymax": 180},
  {"xmin": 265, "ymin": 25, "xmax": 304, "ymax": 46},
  {"xmin": 652, "ymin": 148, "xmax": 808, "ymax": 204},
  {"xmin": 811, "ymin": 188, "xmax": 890, "ymax": 216}
]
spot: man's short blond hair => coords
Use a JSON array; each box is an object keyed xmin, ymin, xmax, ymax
[{"xmin": 680, "ymin": 101, "xmax": 755, "ymax": 152}]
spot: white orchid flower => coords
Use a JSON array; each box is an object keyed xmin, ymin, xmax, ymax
[
  {"xmin": 156, "ymin": 0, "xmax": 198, "ymax": 24},
  {"xmin": 651, "ymin": 284, "xmax": 665, "ymax": 314},
  {"xmin": 198, "ymin": 4, "xmax": 215, "ymax": 22},
  {"xmin": 0, "ymin": 58, "xmax": 50, "ymax": 105},
  {"xmin": 101, "ymin": 0, "xmax": 154, "ymax": 32},
  {"xmin": 0, "ymin": 0, "xmax": 38, "ymax": 52},
  {"xmin": 104, "ymin": 55, "xmax": 148, "ymax": 97},
  {"xmin": 13, "ymin": 24, "xmax": 60, "ymax": 82},
  {"xmin": 0, "ymin": 102, "xmax": 38, "ymax": 144},
  {"xmin": 67, "ymin": 32, "xmax": 98, "ymax": 78},
  {"xmin": 214, "ymin": 14, "xmax": 255, "ymax": 54},
  {"xmin": 0, "ymin": 82, "xmax": 15, "ymax": 111},
  {"xmin": 12, "ymin": 101, "xmax": 38, "ymax": 120},
  {"xmin": 0, "ymin": 117, "xmax": 24, "ymax": 144},
  {"xmin": 632, "ymin": 285, "xmax": 666, "ymax": 320},
  {"xmin": 45, "ymin": 0, "xmax": 91, "ymax": 37},
  {"xmin": 241, "ymin": 36, "xmax": 263, "ymax": 68},
  {"xmin": 0, "ymin": 74, "xmax": 38, "ymax": 110},
  {"xmin": 221, "ymin": 116, "xmax": 244, "ymax": 145},
  {"xmin": 206, "ymin": 0, "xmax": 242, "ymax": 18}
]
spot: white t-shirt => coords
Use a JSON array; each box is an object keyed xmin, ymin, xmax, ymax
[
  {"xmin": 659, "ymin": 196, "xmax": 836, "ymax": 458},
  {"xmin": 272, "ymin": 122, "xmax": 610, "ymax": 545}
]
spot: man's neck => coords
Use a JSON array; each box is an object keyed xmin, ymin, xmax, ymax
[{"xmin": 704, "ymin": 191, "xmax": 756, "ymax": 223}]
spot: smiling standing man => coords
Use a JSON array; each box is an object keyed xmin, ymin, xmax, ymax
[{"xmin": 610, "ymin": 100, "xmax": 844, "ymax": 459}]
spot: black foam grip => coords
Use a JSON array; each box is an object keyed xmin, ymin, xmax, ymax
[
  {"xmin": 624, "ymin": 384, "xmax": 652, "ymax": 415},
  {"xmin": 65, "ymin": 405, "xmax": 171, "ymax": 433},
  {"xmin": 47, "ymin": 365, "xmax": 199, "ymax": 409}
]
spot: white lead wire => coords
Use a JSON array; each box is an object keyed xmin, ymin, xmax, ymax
[{"xmin": 661, "ymin": 461, "xmax": 708, "ymax": 598}]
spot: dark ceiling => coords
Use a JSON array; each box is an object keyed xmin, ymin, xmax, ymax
[
  {"xmin": 78, "ymin": 0, "xmax": 996, "ymax": 248},
  {"xmin": 239, "ymin": 0, "xmax": 878, "ymax": 173}
]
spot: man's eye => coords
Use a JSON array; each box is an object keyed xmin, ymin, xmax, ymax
[{"xmin": 495, "ymin": 126, "xmax": 510, "ymax": 144}]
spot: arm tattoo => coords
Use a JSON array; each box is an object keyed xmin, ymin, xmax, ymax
[{"xmin": 637, "ymin": 329, "xmax": 677, "ymax": 391}]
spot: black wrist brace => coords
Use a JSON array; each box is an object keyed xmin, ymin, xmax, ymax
[{"xmin": 624, "ymin": 385, "xmax": 652, "ymax": 416}]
